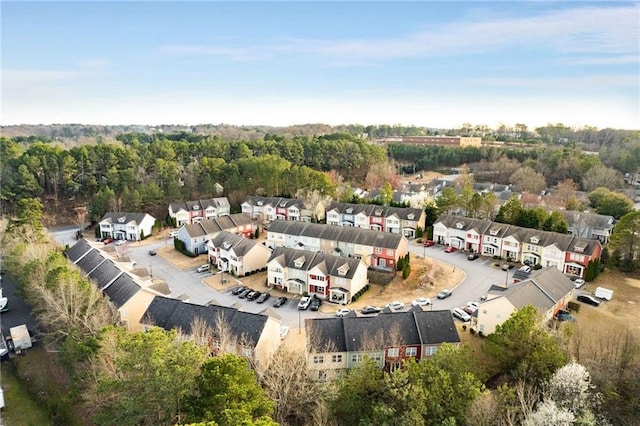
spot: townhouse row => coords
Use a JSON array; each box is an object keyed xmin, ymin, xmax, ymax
[
  {"xmin": 325, "ymin": 202, "xmax": 426, "ymax": 238},
  {"xmin": 433, "ymin": 214, "xmax": 602, "ymax": 278},
  {"xmin": 266, "ymin": 220, "xmax": 409, "ymax": 271}
]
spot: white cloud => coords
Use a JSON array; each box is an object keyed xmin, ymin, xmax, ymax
[{"xmin": 154, "ymin": 5, "xmax": 639, "ymax": 63}]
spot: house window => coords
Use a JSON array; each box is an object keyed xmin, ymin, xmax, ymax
[
  {"xmin": 424, "ymin": 346, "xmax": 437, "ymax": 356},
  {"xmin": 318, "ymin": 370, "xmax": 327, "ymax": 381},
  {"xmin": 386, "ymin": 249, "xmax": 394, "ymax": 256},
  {"xmin": 332, "ymin": 354, "xmax": 342, "ymax": 363},
  {"xmin": 375, "ymin": 248, "xmax": 383, "ymax": 254},
  {"xmin": 313, "ymin": 355, "xmax": 324, "ymax": 364},
  {"xmin": 370, "ymin": 353, "xmax": 382, "ymax": 363},
  {"xmin": 387, "ymin": 347, "xmax": 399, "ymax": 358},
  {"xmin": 406, "ymin": 347, "xmax": 417, "ymax": 357},
  {"xmin": 351, "ymin": 354, "xmax": 363, "ymax": 363}
]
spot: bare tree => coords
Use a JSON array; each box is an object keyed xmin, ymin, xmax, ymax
[{"xmin": 510, "ymin": 167, "xmax": 547, "ymax": 194}]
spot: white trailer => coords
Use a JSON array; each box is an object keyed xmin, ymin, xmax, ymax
[
  {"xmin": 9, "ymin": 324, "xmax": 32, "ymax": 352},
  {"xmin": 594, "ymin": 287, "xmax": 613, "ymax": 301}
]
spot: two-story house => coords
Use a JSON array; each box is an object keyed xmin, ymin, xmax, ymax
[
  {"xmin": 562, "ymin": 211, "xmax": 615, "ymax": 244},
  {"xmin": 99, "ymin": 212, "xmax": 156, "ymax": 241},
  {"xmin": 474, "ymin": 267, "xmax": 575, "ymax": 335},
  {"xmin": 65, "ymin": 239, "xmax": 160, "ymax": 331},
  {"xmin": 177, "ymin": 213, "xmax": 256, "ymax": 255},
  {"xmin": 141, "ymin": 296, "xmax": 281, "ymax": 372},
  {"xmin": 326, "ymin": 202, "xmax": 426, "ymax": 238},
  {"xmin": 432, "ymin": 215, "xmax": 491, "ymax": 252},
  {"xmin": 168, "ymin": 197, "xmax": 231, "ymax": 226},
  {"xmin": 305, "ymin": 309, "xmax": 460, "ymax": 380},
  {"xmin": 241, "ymin": 196, "xmax": 313, "ymax": 223},
  {"xmin": 266, "ymin": 247, "xmax": 368, "ymax": 302},
  {"xmin": 208, "ymin": 231, "xmax": 271, "ymax": 277},
  {"xmin": 266, "ymin": 220, "xmax": 408, "ymax": 270}
]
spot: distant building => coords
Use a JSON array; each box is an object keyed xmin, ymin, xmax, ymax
[{"xmin": 396, "ymin": 136, "xmax": 482, "ymax": 148}]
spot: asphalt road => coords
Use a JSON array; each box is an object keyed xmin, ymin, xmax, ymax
[{"xmin": 49, "ymin": 228, "xmax": 516, "ymax": 328}]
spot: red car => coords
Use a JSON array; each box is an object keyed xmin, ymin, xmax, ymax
[
  {"xmin": 103, "ymin": 238, "xmax": 115, "ymax": 245},
  {"xmin": 444, "ymin": 246, "xmax": 457, "ymax": 253},
  {"xmin": 423, "ymin": 240, "xmax": 435, "ymax": 247}
]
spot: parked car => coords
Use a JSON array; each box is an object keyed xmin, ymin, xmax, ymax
[
  {"xmin": 423, "ymin": 239, "xmax": 435, "ymax": 247},
  {"xmin": 555, "ymin": 309, "xmax": 576, "ymax": 321},
  {"xmin": 467, "ymin": 253, "xmax": 479, "ymax": 260},
  {"xmin": 360, "ymin": 305, "xmax": 381, "ymax": 315},
  {"xmin": 238, "ymin": 289, "xmax": 251, "ymax": 299},
  {"xmin": 231, "ymin": 285, "xmax": 248, "ymax": 295},
  {"xmin": 411, "ymin": 297, "xmax": 431, "ymax": 306},
  {"xmin": 386, "ymin": 301, "xmax": 404, "ymax": 311},
  {"xmin": 273, "ymin": 296, "xmax": 288, "ymax": 308},
  {"xmin": 519, "ymin": 265, "xmax": 532, "ymax": 273},
  {"xmin": 502, "ymin": 263, "xmax": 514, "ymax": 271},
  {"xmin": 103, "ymin": 238, "xmax": 115, "ymax": 245},
  {"xmin": 466, "ymin": 301, "xmax": 479, "ymax": 310},
  {"xmin": 310, "ymin": 297, "xmax": 322, "ymax": 311},
  {"xmin": 279, "ymin": 326, "xmax": 289, "ymax": 340},
  {"xmin": 452, "ymin": 308, "xmax": 472, "ymax": 322},
  {"xmin": 148, "ymin": 249, "xmax": 157, "ymax": 256},
  {"xmin": 573, "ymin": 279, "xmax": 586, "ymax": 288},
  {"xmin": 115, "ymin": 239, "xmax": 127, "ymax": 246},
  {"xmin": 256, "ymin": 292, "xmax": 271, "ymax": 303},
  {"xmin": 336, "ymin": 308, "xmax": 352, "ymax": 317},
  {"xmin": 444, "ymin": 246, "xmax": 457, "ymax": 253},
  {"xmin": 437, "ymin": 289, "xmax": 452, "ymax": 299},
  {"xmin": 196, "ymin": 264, "xmax": 211, "ymax": 273},
  {"xmin": 247, "ymin": 291, "xmax": 261, "ymax": 301},
  {"xmin": 298, "ymin": 296, "xmax": 312, "ymax": 310},
  {"xmin": 577, "ymin": 294, "xmax": 601, "ymax": 307}
]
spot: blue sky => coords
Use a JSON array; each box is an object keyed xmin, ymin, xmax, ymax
[{"xmin": 2, "ymin": 1, "xmax": 638, "ymax": 129}]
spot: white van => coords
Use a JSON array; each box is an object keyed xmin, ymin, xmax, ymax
[{"xmin": 452, "ymin": 308, "xmax": 471, "ymax": 322}]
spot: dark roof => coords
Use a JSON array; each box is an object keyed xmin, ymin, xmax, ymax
[
  {"xmin": 242, "ymin": 196, "xmax": 305, "ymax": 209},
  {"xmin": 184, "ymin": 213, "xmax": 254, "ymax": 238},
  {"xmin": 268, "ymin": 220, "xmax": 404, "ymax": 249},
  {"xmin": 100, "ymin": 212, "xmax": 153, "ymax": 225},
  {"xmin": 75, "ymin": 249, "xmax": 107, "ymax": 274},
  {"xmin": 102, "ymin": 274, "xmax": 141, "ymax": 309},
  {"xmin": 210, "ymin": 231, "xmax": 260, "ymax": 257},
  {"xmin": 141, "ymin": 296, "xmax": 270, "ymax": 348},
  {"xmin": 306, "ymin": 310, "xmax": 460, "ymax": 353},
  {"xmin": 88, "ymin": 259, "xmax": 123, "ymax": 290},
  {"xmin": 65, "ymin": 239, "xmax": 93, "ymax": 262},
  {"xmin": 327, "ymin": 202, "xmax": 424, "ymax": 222}
]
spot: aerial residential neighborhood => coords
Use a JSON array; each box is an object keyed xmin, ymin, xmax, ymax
[{"xmin": 1, "ymin": 1, "xmax": 638, "ymax": 425}]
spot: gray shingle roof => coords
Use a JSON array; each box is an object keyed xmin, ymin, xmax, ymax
[
  {"xmin": 327, "ymin": 202, "xmax": 424, "ymax": 222},
  {"xmin": 65, "ymin": 239, "xmax": 93, "ymax": 262},
  {"xmin": 100, "ymin": 212, "xmax": 153, "ymax": 225},
  {"xmin": 183, "ymin": 213, "xmax": 254, "ymax": 238},
  {"xmin": 88, "ymin": 259, "xmax": 123, "ymax": 290},
  {"xmin": 141, "ymin": 296, "xmax": 270, "ymax": 348},
  {"xmin": 210, "ymin": 231, "xmax": 259, "ymax": 257},
  {"xmin": 306, "ymin": 310, "xmax": 460, "ymax": 353},
  {"xmin": 268, "ymin": 220, "xmax": 405, "ymax": 249},
  {"xmin": 103, "ymin": 274, "xmax": 141, "ymax": 309},
  {"xmin": 495, "ymin": 267, "xmax": 575, "ymax": 312},
  {"xmin": 243, "ymin": 196, "xmax": 305, "ymax": 209},
  {"xmin": 75, "ymin": 249, "xmax": 107, "ymax": 274}
]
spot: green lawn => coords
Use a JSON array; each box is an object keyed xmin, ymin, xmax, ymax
[{"xmin": 2, "ymin": 362, "xmax": 52, "ymax": 426}]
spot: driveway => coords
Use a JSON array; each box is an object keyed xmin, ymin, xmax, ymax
[{"xmin": 50, "ymin": 228, "xmax": 515, "ymax": 329}]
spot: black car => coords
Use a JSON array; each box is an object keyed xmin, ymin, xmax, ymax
[
  {"xmin": 577, "ymin": 294, "xmax": 601, "ymax": 307},
  {"xmin": 467, "ymin": 253, "xmax": 479, "ymax": 261},
  {"xmin": 148, "ymin": 249, "xmax": 157, "ymax": 256},
  {"xmin": 360, "ymin": 305, "xmax": 381, "ymax": 315},
  {"xmin": 238, "ymin": 289, "xmax": 251, "ymax": 299},
  {"xmin": 246, "ymin": 291, "xmax": 261, "ymax": 301},
  {"xmin": 310, "ymin": 297, "xmax": 322, "ymax": 311},
  {"xmin": 273, "ymin": 296, "xmax": 288, "ymax": 308},
  {"xmin": 231, "ymin": 285, "xmax": 247, "ymax": 295},
  {"xmin": 256, "ymin": 292, "xmax": 271, "ymax": 304}
]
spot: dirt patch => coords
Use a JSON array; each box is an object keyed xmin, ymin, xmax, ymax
[
  {"xmin": 157, "ymin": 246, "xmax": 208, "ymax": 270},
  {"xmin": 576, "ymin": 269, "xmax": 640, "ymax": 336}
]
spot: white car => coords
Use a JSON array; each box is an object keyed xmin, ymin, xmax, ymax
[
  {"xmin": 452, "ymin": 308, "xmax": 472, "ymax": 322},
  {"xmin": 115, "ymin": 239, "xmax": 127, "ymax": 246},
  {"xmin": 336, "ymin": 308, "xmax": 352, "ymax": 317},
  {"xmin": 411, "ymin": 297, "xmax": 431, "ymax": 306},
  {"xmin": 297, "ymin": 296, "xmax": 312, "ymax": 310},
  {"xmin": 196, "ymin": 264, "xmax": 211, "ymax": 273},
  {"xmin": 466, "ymin": 302, "xmax": 479, "ymax": 310},
  {"xmin": 386, "ymin": 301, "xmax": 404, "ymax": 311},
  {"xmin": 279, "ymin": 326, "xmax": 290, "ymax": 340},
  {"xmin": 573, "ymin": 279, "xmax": 585, "ymax": 288}
]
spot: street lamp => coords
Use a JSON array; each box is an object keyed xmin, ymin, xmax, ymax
[{"xmin": 150, "ymin": 264, "xmax": 153, "ymax": 283}]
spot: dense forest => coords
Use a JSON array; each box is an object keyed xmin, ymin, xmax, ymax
[{"xmin": 1, "ymin": 124, "xmax": 638, "ymax": 226}]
